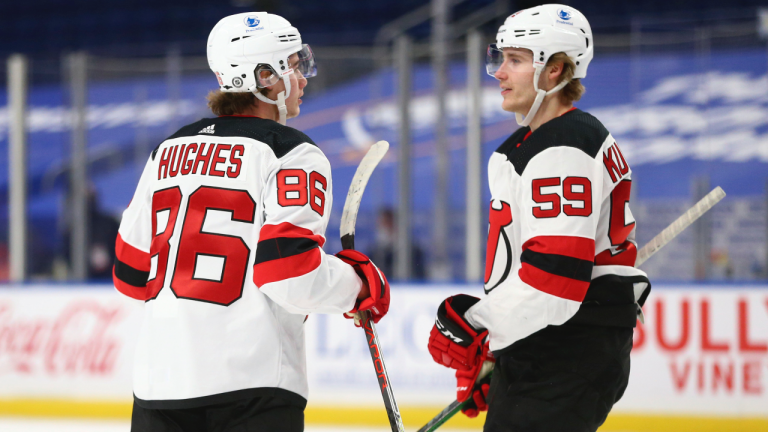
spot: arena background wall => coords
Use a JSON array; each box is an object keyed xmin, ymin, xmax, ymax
[{"xmin": 2, "ymin": 47, "xmax": 768, "ymax": 283}]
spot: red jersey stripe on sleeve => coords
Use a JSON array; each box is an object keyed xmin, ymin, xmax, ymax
[
  {"xmin": 116, "ymin": 233, "xmax": 151, "ymax": 272},
  {"xmin": 253, "ymin": 247, "xmax": 322, "ymax": 287},
  {"xmin": 522, "ymin": 235, "xmax": 595, "ymax": 261},
  {"xmin": 519, "ymin": 262, "xmax": 590, "ymax": 302},
  {"xmin": 253, "ymin": 222, "xmax": 325, "ymax": 287},
  {"xmin": 519, "ymin": 235, "xmax": 595, "ymax": 302},
  {"xmin": 259, "ymin": 222, "xmax": 325, "ymax": 247}
]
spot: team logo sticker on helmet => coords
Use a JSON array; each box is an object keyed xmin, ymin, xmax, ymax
[
  {"xmin": 232, "ymin": 77, "xmax": 243, "ymax": 88},
  {"xmin": 557, "ymin": 8, "xmax": 573, "ymax": 25},
  {"xmin": 244, "ymin": 15, "xmax": 260, "ymax": 27}
]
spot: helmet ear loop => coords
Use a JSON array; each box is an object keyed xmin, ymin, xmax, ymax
[
  {"xmin": 255, "ymin": 65, "xmax": 279, "ymax": 88},
  {"xmin": 252, "ymin": 68, "xmax": 292, "ymax": 125},
  {"xmin": 253, "ymin": 66, "xmax": 279, "ymax": 104}
]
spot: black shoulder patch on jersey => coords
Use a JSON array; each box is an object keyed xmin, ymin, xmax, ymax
[
  {"xmin": 496, "ymin": 109, "xmax": 609, "ymax": 176},
  {"xmin": 152, "ymin": 116, "xmax": 317, "ymax": 160},
  {"xmin": 495, "ymin": 126, "xmax": 530, "ymax": 157}
]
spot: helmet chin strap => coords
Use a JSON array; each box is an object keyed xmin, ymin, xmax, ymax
[
  {"xmin": 515, "ymin": 66, "xmax": 569, "ymax": 127},
  {"xmin": 253, "ymin": 72, "xmax": 292, "ymax": 125}
]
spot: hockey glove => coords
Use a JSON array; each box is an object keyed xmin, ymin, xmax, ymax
[
  {"xmin": 459, "ymin": 366, "xmax": 492, "ymax": 418},
  {"xmin": 457, "ymin": 348, "xmax": 494, "ymax": 417},
  {"xmin": 335, "ymin": 249, "xmax": 390, "ymax": 325},
  {"xmin": 428, "ymin": 294, "xmax": 488, "ymax": 371}
]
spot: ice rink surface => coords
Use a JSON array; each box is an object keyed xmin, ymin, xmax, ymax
[{"xmin": 0, "ymin": 417, "xmax": 482, "ymax": 432}]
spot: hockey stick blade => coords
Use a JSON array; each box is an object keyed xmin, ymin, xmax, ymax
[
  {"xmin": 340, "ymin": 140, "xmax": 389, "ymax": 250},
  {"xmin": 418, "ymin": 186, "xmax": 726, "ymax": 432},
  {"xmin": 635, "ymin": 186, "xmax": 726, "ymax": 267},
  {"xmin": 339, "ymin": 141, "xmax": 405, "ymax": 432}
]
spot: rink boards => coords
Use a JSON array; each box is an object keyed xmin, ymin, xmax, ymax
[{"xmin": 0, "ymin": 283, "xmax": 766, "ymax": 431}]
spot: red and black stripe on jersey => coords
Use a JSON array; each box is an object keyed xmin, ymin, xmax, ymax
[
  {"xmin": 495, "ymin": 109, "xmax": 607, "ymax": 302},
  {"xmin": 113, "ymin": 233, "xmax": 151, "ymax": 300},
  {"xmin": 153, "ymin": 116, "xmax": 317, "ymax": 161},
  {"xmin": 252, "ymin": 222, "xmax": 326, "ymax": 287},
  {"xmin": 519, "ymin": 236, "xmax": 595, "ymax": 302}
]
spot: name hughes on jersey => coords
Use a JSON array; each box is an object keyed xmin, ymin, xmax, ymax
[{"xmin": 158, "ymin": 142, "xmax": 245, "ymax": 180}]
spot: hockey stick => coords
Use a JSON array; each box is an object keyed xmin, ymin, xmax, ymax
[
  {"xmin": 635, "ymin": 186, "xmax": 726, "ymax": 266},
  {"xmin": 417, "ymin": 186, "xmax": 727, "ymax": 432},
  {"xmin": 340, "ymin": 140, "xmax": 405, "ymax": 432},
  {"xmin": 416, "ymin": 360, "xmax": 494, "ymax": 432}
]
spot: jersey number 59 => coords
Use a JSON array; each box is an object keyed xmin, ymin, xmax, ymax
[{"xmin": 531, "ymin": 176, "xmax": 592, "ymax": 218}]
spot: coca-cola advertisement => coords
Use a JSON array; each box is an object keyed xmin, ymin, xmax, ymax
[{"xmin": 0, "ymin": 286, "xmax": 141, "ymax": 399}]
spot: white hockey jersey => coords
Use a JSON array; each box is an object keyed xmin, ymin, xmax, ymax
[
  {"xmin": 113, "ymin": 116, "xmax": 362, "ymax": 409},
  {"xmin": 466, "ymin": 108, "xmax": 651, "ymax": 353}
]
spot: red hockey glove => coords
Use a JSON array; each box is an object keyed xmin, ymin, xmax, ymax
[
  {"xmin": 457, "ymin": 350, "xmax": 494, "ymax": 417},
  {"xmin": 428, "ymin": 294, "xmax": 487, "ymax": 371},
  {"xmin": 336, "ymin": 250, "xmax": 390, "ymax": 325}
]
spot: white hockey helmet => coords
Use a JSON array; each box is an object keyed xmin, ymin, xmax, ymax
[
  {"xmin": 207, "ymin": 12, "xmax": 316, "ymax": 124},
  {"xmin": 486, "ymin": 4, "xmax": 593, "ymax": 126}
]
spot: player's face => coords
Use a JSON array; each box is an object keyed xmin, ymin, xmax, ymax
[
  {"xmin": 493, "ymin": 48, "xmax": 537, "ymax": 114},
  {"xmin": 265, "ymin": 53, "xmax": 308, "ymax": 119},
  {"xmin": 285, "ymin": 53, "xmax": 307, "ymax": 119}
]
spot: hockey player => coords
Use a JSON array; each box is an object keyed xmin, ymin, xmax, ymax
[
  {"xmin": 427, "ymin": 5, "xmax": 651, "ymax": 431},
  {"xmin": 112, "ymin": 13, "xmax": 389, "ymax": 432}
]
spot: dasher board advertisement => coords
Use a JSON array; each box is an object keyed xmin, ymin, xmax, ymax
[
  {"xmin": 616, "ymin": 288, "xmax": 768, "ymax": 415},
  {"xmin": 0, "ymin": 286, "xmax": 140, "ymax": 399},
  {"xmin": 0, "ymin": 284, "xmax": 766, "ymax": 418}
]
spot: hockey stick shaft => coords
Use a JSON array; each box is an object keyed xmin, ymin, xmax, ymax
[
  {"xmin": 635, "ymin": 186, "xmax": 726, "ymax": 267},
  {"xmin": 416, "ymin": 360, "xmax": 494, "ymax": 432},
  {"xmin": 418, "ymin": 186, "xmax": 727, "ymax": 432},
  {"xmin": 358, "ymin": 309, "xmax": 405, "ymax": 432},
  {"xmin": 340, "ymin": 141, "xmax": 405, "ymax": 432}
]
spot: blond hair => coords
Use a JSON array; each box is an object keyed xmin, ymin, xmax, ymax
[{"xmin": 547, "ymin": 52, "xmax": 585, "ymax": 103}]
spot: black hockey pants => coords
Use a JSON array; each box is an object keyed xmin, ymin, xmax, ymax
[
  {"xmin": 483, "ymin": 324, "xmax": 633, "ymax": 432},
  {"xmin": 131, "ymin": 393, "xmax": 304, "ymax": 432}
]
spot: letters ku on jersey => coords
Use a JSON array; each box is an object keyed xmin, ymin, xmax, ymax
[
  {"xmin": 112, "ymin": 116, "xmax": 362, "ymax": 409},
  {"xmin": 465, "ymin": 109, "xmax": 650, "ymax": 352}
]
